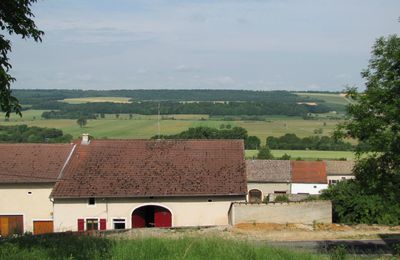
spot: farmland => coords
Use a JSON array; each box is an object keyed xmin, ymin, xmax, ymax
[
  {"xmin": 245, "ymin": 150, "xmax": 355, "ymax": 160},
  {"xmin": 61, "ymin": 97, "xmax": 132, "ymax": 104},
  {"xmin": 4, "ymin": 110, "xmax": 341, "ymax": 143},
  {"xmin": 295, "ymin": 92, "xmax": 353, "ymax": 113}
]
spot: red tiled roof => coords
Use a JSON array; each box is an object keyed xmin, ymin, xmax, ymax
[
  {"xmin": 0, "ymin": 144, "xmax": 75, "ymax": 183},
  {"xmin": 51, "ymin": 139, "xmax": 246, "ymax": 198},
  {"xmin": 290, "ymin": 161, "xmax": 327, "ymax": 184}
]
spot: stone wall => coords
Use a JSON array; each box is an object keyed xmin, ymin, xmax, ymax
[{"xmin": 229, "ymin": 201, "xmax": 332, "ymax": 225}]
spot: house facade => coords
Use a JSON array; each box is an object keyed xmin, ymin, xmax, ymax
[
  {"xmin": 246, "ymin": 160, "xmax": 291, "ymax": 203},
  {"xmin": 326, "ymin": 160, "xmax": 355, "ymax": 185},
  {"xmin": 50, "ymin": 139, "xmax": 247, "ymax": 232},
  {"xmin": 0, "ymin": 144, "xmax": 75, "ymax": 236},
  {"xmin": 290, "ymin": 161, "xmax": 328, "ymax": 195}
]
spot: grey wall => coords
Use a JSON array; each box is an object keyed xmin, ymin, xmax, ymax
[{"xmin": 230, "ymin": 201, "xmax": 332, "ymax": 225}]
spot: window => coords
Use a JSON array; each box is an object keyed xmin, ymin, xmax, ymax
[
  {"xmin": 86, "ymin": 219, "xmax": 98, "ymax": 231},
  {"xmin": 274, "ymin": 191, "xmax": 287, "ymax": 194},
  {"xmin": 248, "ymin": 189, "xmax": 262, "ymax": 203},
  {"xmin": 113, "ymin": 219, "xmax": 126, "ymax": 230},
  {"xmin": 329, "ymin": 180, "xmax": 338, "ymax": 185},
  {"xmin": 88, "ymin": 198, "xmax": 96, "ymax": 205},
  {"xmin": 313, "ymin": 185, "xmax": 317, "ymax": 188}
]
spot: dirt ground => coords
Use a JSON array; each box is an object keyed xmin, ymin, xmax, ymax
[{"xmin": 109, "ymin": 223, "xmax": 400, "ymax": 242}]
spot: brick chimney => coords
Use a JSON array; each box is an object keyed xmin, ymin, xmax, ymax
[{"xmin": 81, "ymin": 133, "xmax": 90, "ymax": 145}]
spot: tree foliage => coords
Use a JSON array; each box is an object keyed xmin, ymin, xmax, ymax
[
  {"xmin": 151, "ymin": 126, "xmax": 260, "ymax": 149},
  {"xmin": 0, "ymin": 125, "xmax": 72, "ymax": 143},
  {"xmin": 76, "ymin": 117, "xmax": 87, "ymax": 128},
  {"xmin": 323, "ymin": 35, "xmax": 400, "ymax": 225},
  {"xmin": 257, "ymin": 146, "xmax": 274, "ymax": 160},
  {"xmin": 266, "ymin": 133, "xmax": 354, "ymax": 151},
  {"xmin": 0, "ymin": 0, "xmax": 43, "ymax": 116}
]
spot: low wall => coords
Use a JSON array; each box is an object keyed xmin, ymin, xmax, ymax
[
  {"xmin": 229, "ymin": 201, "xmax": 332, "ymax": 225},
  {"xmin": 268, "ymin": 193, "xmax": 310, "ymax": 202}
]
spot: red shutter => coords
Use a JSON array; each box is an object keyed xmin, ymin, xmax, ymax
[
  {"xmin": 100, "ymin": 219, "xmax": 106, "ymax": 230},
  {"xmin": 77, "ymin": 219, "xmax": 85, "ymax": 231}
]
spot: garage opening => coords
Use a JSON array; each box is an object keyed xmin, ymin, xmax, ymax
[
  {"xmin": 0, "ymin": 215, "xmax": 23, "ymax": 236},
  {"xmin": 132, "ymin": 205, "xmax": 171, "ymax": 228}
]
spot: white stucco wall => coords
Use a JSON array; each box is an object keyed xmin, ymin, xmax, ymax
[
  {"xmin": 0, "ymin": 183, "xmax": 54, "ymax": 233},
  {"xmin": 53, "ymin": 196, "xmax": 245, "ymax": 232},
  {"xmin": 291, "ymin": 183, "xmax": 328, "ymax": 195},
  {"xmin": 247, "ymin": 183, "xmax": 291, "ymax": 201},
  {"xmin": 327, "ymin": 175, "xmax": 355, "ymax": 185}
]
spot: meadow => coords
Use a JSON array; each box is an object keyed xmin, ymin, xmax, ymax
[
  {"xmin": 0, "ymin": 234, "xmax": 353, "ymax": 259},
  {"xmin": 246, "ymin": 150, "xmax": 356, "ymax": 160},
  {"xmin": 295, "ymin": 92, "xmax": 353, "ymax": 113},
  {"xmin": 4, "ymin": 110, "xmax": 341, "ymax": 143}
]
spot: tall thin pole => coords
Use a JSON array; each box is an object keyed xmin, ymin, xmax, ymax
[{"xmin": 157, "ymin": 102, "xmax": 160, "ymax": 139}]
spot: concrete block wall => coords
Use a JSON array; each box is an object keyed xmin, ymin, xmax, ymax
[{"xmin": 229, "ymin": 201, "xmax": 332, "ymax": 225}]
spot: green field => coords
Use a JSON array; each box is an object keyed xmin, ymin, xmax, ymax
[
  {"xmin": 246, "ymin": 150, "xmax": 355, "ymax": 160},
  {"xmin": 296, "ymin": 92, "xmax": 353, "ymax": 113},
  {"xmin": 2, "ymin": 110, "xmax": 341, "ymax": 144},
  {"xmin": 61, "ymin": 96, "xmax": 132, "ymax": 104}
]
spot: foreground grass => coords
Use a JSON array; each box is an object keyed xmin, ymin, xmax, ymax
[{"xmin": 0, "ymin": 235, "xmax": 331, "ymax": 260}]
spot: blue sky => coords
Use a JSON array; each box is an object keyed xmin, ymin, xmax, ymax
[{"xmin": 9, "ymin": 0, "xmax": 400, "ymax": 91}]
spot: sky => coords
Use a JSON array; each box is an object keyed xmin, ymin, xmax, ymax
[{"xmin": 8, "ymin": 0, "xmax": 400, "ymax": 91}]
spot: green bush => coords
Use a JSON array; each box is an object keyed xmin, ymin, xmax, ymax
[
  {"xmin": 321, "ymin": 180, "xmax": 400, "ymax": 225},
  {"xmin": 274, "ymin": 195, "xmax": 289, "ymax": 203}
]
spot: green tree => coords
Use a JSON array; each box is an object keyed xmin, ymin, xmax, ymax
[
  {"xmin": 245, "ymin": 136, "xmax": 261, "ymax": 150},
  {"xmin": 257, "ymin": 146, "xmax": 273, "ymax": 160},
  {"xmin": 280, "ymin": 153, "xmax": 291, "ymax": 160},
  {"xmin": 76, "ymin": 117, "xmax": 87, "ymax": 128},
  {"xmin": 323, "ymin": 34, "xmax": 400, "ymax": 225},
  {"xmin": 1, "ymin": 0, "xmax": 43, "ymax": 116}
]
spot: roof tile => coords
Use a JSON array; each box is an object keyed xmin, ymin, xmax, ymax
[
  {"xmin": 52, "ymin": 140, "xmax": 246, "ymax": 198},
  {"xmin": 0, "ymin": 144, "xmax": 74, "ymax": 183}
]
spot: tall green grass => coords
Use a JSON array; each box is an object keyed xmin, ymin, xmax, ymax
[{"xmin": 0, "ymin": 235, "xmax": 328, "ymax": 260}]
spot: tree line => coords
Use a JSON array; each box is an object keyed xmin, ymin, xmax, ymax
[
  {"xmin": 38, "ymin": 100, "xmax": 330, "ymax": 119},
  {"xmin": 14, "ymin": 89, "xmax": 324, "ymax": 104},
  {"xmin": 151, "ymin": 126, "xmax": 261, "ymax": 150},
  {"xmin": 266, "ymin": 133, "xmax": 354, "ymax": 151},
  {"xmin": 0, "ymin": 125, "xmax": 72, "ymax": 143}
]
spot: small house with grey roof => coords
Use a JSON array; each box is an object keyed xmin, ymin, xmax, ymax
[
  {"xmin": 325, "ymin": 160, "xmax": 355, "ymax": 185},
  {"xmin": 246, "ymin": 160, "xmax": 291, "ymax": 203}
]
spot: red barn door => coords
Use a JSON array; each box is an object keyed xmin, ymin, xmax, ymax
[
  {"xmin": 154, "ymin": 207, "xmax": 171, "ymax": 228},
  {"xmin": 132, "ymin": 207, "xmax": 146, "ymax": 228}
]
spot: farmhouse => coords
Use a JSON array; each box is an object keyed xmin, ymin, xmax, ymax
[
  {"xmin": 0, "ymin": 143, "xmax": 75, "ymax": 236},
  {"xmin": 290, "ymin": 161, "xmax": 328, "ymax": 195},
  {"xmin": 50, "ymin": 138, "xmax": 246, "ymax": 232},
  {"xmin": 326, "ymin": 160, "xmax": 355, "ymax": 185},
  {"xmin": 246, "ymin": 160, "xmax": 291, "ymax": 203}
]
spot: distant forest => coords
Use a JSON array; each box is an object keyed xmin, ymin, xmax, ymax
[
  {"xmin": 14, "ymin": 89, "xmax": 336, "ymax": 118},
  {"xmin": 14, "ymin": 89, "xmax": 322, "ymax": 103}
]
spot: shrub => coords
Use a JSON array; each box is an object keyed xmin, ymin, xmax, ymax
[
  {"xmin": 274, "ymin": 195, "xmax": 289, "ymax": 203},
  {"xmin": 321, "ymin": 181, "xmax": 400, "ymax": 225}
]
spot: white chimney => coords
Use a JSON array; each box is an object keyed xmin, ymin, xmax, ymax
[{"xmin": 81, "ymin": 133, "xmax": 90, "ymax": 145}]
